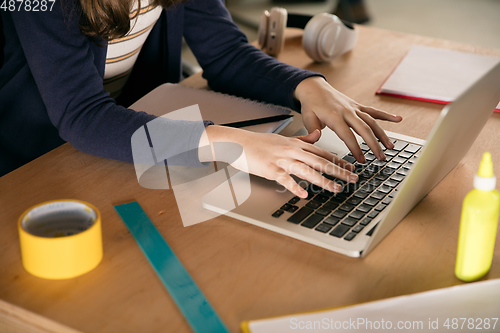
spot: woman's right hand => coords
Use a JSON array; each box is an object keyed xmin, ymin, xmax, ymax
[{"xmin": 198, "ymin": 125, "xmax": 358, "ymax": 198}]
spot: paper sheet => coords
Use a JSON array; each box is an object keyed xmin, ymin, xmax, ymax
[
  {"xmin": 245, "ymin": 279, "xmax": 500, "ymax": 333},
  {"xmin": 378, "ymin": 45, "xmax": 500, "ymax": 110}
]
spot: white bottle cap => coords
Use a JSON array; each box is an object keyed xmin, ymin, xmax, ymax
[{"xmin": 474, "ymin": 175, "xmax": 496, "ymax": 191}]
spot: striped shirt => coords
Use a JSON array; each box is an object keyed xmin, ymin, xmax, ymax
[{"xmin": 104, "ymin": 1, "xmax": 163, "ymax": 99}]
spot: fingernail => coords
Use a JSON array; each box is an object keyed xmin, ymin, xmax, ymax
[
  {"xmin": 349, "ymin": 174, "xmax": 358, "ymax": 183},
  {"xmin": 378, "ymin": 152, "xmax": 386, "ymax": 161},
  {"xmin": 387, "ymin": 141, "xmax": 395, "ymax": 150},
  {"xmin": 331, "ymin": 183, "xmax": 342, "ymax": 192},
  {"xmin": 299, "ymin": 189, "xmax": 308, "ymax": 198}
]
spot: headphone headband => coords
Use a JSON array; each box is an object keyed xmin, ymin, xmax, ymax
[{"xmin": 287, "ymin": 13, "xmax": 355, "ymax": 31}]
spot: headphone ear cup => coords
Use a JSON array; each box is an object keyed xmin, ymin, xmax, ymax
[
  {"xmin": 303, "ymin": 13, "xmax": 357, "ymax": 62},
  {"xmin": 263, "ymin": 7, "xmax": 287, "ymax": 57},
  {"xmin": 258, "ymin": 10, "xmax": 270, "ymax": 49}
]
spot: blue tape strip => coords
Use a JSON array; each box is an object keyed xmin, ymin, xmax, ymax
[{"xmin": 114, "ymin": 202, "xmax": 229, "ymax": 333}]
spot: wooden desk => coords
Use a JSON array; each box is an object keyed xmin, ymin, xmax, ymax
[{"xmin": 1, "ymin": 26, "xmax": 500, "ymax": 333}]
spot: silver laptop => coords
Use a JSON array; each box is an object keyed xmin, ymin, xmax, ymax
[{"xmin": 202, "ymin": 61, "xmax": 500, "ymax": 258}]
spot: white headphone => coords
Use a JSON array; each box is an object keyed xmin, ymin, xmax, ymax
[{"xmin": 258, "ymin": 7, "xmax": 358, "ymax": 62}]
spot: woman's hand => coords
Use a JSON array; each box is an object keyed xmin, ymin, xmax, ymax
[
  {"xmin": 294, "ymin": 76, "xmax": 403, "ymax": 163},
  {"xmin": 199, "ymin": 125, "xmax": 358, "ymax": 198}
]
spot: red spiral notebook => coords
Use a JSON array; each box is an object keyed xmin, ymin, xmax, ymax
[{"xmin": 377, "ymin": 45, "xmax": 500, "ymax": 112}]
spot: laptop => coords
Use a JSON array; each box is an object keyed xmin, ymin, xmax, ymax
[{"xmin": 202, "ymin": 61, "xmax": 500, "ymax": 258}]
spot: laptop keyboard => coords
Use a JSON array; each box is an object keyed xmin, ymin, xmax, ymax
[{"xmin": 271, "ymin": 139, "xmax": 422, "ymax": 242}]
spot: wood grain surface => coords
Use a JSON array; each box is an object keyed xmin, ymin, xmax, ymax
[{"xmin": 1, "ymin": 25, "xmax": 499, "ymax": 333}]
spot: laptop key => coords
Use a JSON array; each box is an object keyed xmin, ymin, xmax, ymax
[
  {"xmin": 364, "ymin": 198, "xmax": 379, "ymax": 206},
  {"xmin": 385, "ymin": 149, "xmax": 398, "ymax": 157},
  {"xmin": 342, "ymin": 217, "xmax": 357, "ymax": 227},
  {"xmin": 375, "ymin": 173, "xmax": 390, "ymax": 181},
  {"xmin": 346, "ymin": 197, "xmax": 362, "ymax": 205},
  {"xmin": 371, "ymin": 191, "xmax": 386, "ymax": 200},
  {"xmin": 360, "ymin": 217, "xmax": 372, "ymax": 226},
  {"xmin": 378, "ymin": 185, "xmax": 392, "ymax": 194},
  {"xmin": 272, "ymin": 210, "xmax": 284, "ymax": 218},
  {"xmin": 281, "ymin": 203, "xmax": 298, "ymax": 212},
  {"xmin": 320, "ymin": 189, "xmax": 334, "ymax": 197},
  {"xmin": 352, "ymin": 224, "xmax": 364, "ymax": 233},
  {"xmin": 330, "ymin": 224, "xmax": 350, "ymax": 238},
  {"xmin": 393, "ymin": 140, "xmax": 408, "ymax": 151},
  {"xmin": 288, "ymin": 196, "xmax": 300, "ymax": 204},
  {"xmin": 390, "ymin": 174, "xmax": 405, "ymax": 182},
  {"xmin": 287, "ymin": 207, "xmax": 314, "ymax": 224},
  {"xmin": 398, "ymin": 151, "xmax": 412, "ymax": 159},
  {"xmin": 316, "ymin": 208, "xmax": 332, "ymax": 216},
  {"xmin": 344, "ymin": 232, "xmax": 357, "ymax": 241},
  {"xmin": 404, "ymin": 144, "xmax": 421, "ymax": 154},
  {"xmin": 387, "ymin": 162, "xmax": 401, "ymax": 169},
  {"xmin": 384, "ymin": 180, "xmax": 399, "ymax": 188},
  {"xmin": 375, "ymin": 203, "xmax": 387, "ymax": 212},
  {"xmin": 368, "ymin": 211, "xmax": 379, "ymax": 218},
  {"xmin": 315, "ymin": 223, "xmax": 333, "ymax": 233},
  {"xmin": 301, "ymin": 214, "xmax": 324, "ymax": 229},
  {"xmin": 382, "ymin": 197, "xmax": 393, "ymax": 205},
  {"xmin": 354, "ymin": 191, "xmax": 369, "ymax": 199},
  {"xmin": 349, "ymin": 211, "xmax": 365, "ymax": 220},
  {"xmin": 329, "ymin": 196, "xmax": 346, "ymax": 204},
  {"xmin": 368, "ymin": 179, "xmax": 382, "ymax": 187},
  {"xmin": 339, "ymin": 204, "xmax": 355, "ymax": 212},
  {"xmin": 343, "ymin": 155, "xmax": 356, "ymax": 164},
  {"xmin": 397, "ymin": 168, "xmax": 410, "ymax": 176},
  {"xmin": 360, "ymin": 185, "xmax": 375, "ymax": 193},
  {"xmin": 360, "ymin": 143, "xmax": 370, "ymax": 151},
  {"xmin": 323, "ymin": 202, "xmax": 339, "ymax": 210},
  {"xmin": 331, "ymin": 210, "xmax": 347, "ymax": 219},
  {"xmin": 372, "ymin": 160, "xmax": 387, "ymax": 168},
  {"xmin": 324, "ymin": 216, "xmax": 341, "ymax": 226},
  {"xmin": 313, "ymin": 194, "xmax": 329, "ymax": 203},
  {"xmin": 392, "ymin": 156, "xmax": 407, "ymax": 164},
  {"xmin": 364, "ymin": 153, "xmax": 376, "ymax": 161},
  {"xmin": 305, "ymin": 201, "xmax": 321, "ymax": 209}
]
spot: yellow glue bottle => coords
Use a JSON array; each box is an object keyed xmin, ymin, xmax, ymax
[{"xmin": 455, "ymin": 152, "xmax": 500, "ymax": 282}]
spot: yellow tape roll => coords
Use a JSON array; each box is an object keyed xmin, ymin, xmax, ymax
[{"xmin": 18, "ymin": 200, "xmax": 103, "ymax": 279}]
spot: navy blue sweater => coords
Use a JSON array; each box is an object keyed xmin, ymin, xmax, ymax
[{"xmin": 0, "ymin": 0, "xmax": 320, "ymax": 177}]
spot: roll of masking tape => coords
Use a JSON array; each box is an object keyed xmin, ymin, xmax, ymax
[{"xmin": 18, "ymin": 200, "xmax": 103, "ymax": 279}]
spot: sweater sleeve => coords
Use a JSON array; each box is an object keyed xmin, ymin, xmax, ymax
[
  {"xmin": 8, "ymin": 4, "xmax": 208, "ymax": 166},
  {"xmin": 182, "ymin": 0, "xmax": 325, "ymax": 112}
]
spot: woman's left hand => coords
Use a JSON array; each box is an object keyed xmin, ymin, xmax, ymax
[{"xmin": 294, "ymin": 76, "xmax": 403, "ymax": 163}]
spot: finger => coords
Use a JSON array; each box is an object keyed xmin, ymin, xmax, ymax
[
  {"xmin": 287, "ymin": 162, "xmax": 342, "ymax": 193},
  {"xmin": 344, "ymin": 111, "xmax": 386, "ymax": 161},
  {"xmin": 291, "ymin": 149, "xmax": 358, "ymax": 183},
  {"xmin": 295, "ymin": 129, "xmax": 321, "ymax": 144},
  {"xmin": 302, "ymin": 110, "xmax": 324, "ymax": 134},
  {"xmin": 293, "ymin": 139, "xmax": 355, "ymax": 172},
  {"xmin": 323, "ymin": 115, "xmax": 366, "ymax": 163},
  {"xmin": 275, "ymin": 172, "xmax": 309, "ymax": 198},
  {"xmin": 356, "ymin": 111, "xmax": 394, "ymax": 150},
  {"xmin": 359, "ymin": 105, "xmax": 403, "ymax": 123}
]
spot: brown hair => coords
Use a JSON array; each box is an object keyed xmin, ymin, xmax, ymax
[{"xmin": 79, "ymin": 0, "xmax": 187, "ymax": 41}]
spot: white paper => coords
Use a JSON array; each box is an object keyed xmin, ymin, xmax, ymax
[
  {"xmin": 247, "ymin": 279, "xmax": 500, "ymax": 333},
  {"xmin": 379, "ymin": 45, "xmax": 500, "ymax": 109}
]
